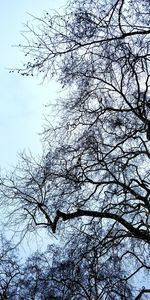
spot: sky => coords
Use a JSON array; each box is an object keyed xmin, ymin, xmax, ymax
[
  {"xmin": 0, "ymin": 0, "xmax": 67, "ymax": 254},
  {"xmin": 0, "ymin": 3, "xmax": 149, "ymax": 290},
  {"xmin": 0, "ymin": 0, "xmax": 66, "ymax": 170}
]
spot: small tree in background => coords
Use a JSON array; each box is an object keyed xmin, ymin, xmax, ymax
[
  {"xmin": 0, "ymin": 235, "xmax": 20, "ymax": 299},
  {"xmin": 0, "ymin": 0, "xmax": 150, "ymax": 298}
]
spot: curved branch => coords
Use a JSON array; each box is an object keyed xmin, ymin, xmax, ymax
[{"xmin": 51, "ymin": 209, "xmax": 150, "ymax": 244}]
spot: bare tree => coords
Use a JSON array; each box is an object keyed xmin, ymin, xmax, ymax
[
  {"xmin": 0, "ymin": 235, "xmax": 21, "ymax": 300},
  {"xmin": 18, "ymin": 250, "xmax": 57, "ymax": 300},
  {"xmin": 48, "ymin": 227, "xmax": 133, "ymax": 299},
  {"xmin": 1, "ymin": 0, "xmax": 150, "ymax": 298},
  {"xmin": 13, "ymin": 232, "xmax": 133, "ymax": 299}
]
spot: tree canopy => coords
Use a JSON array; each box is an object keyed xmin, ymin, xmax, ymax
[{"xmin": 1, "ymin": 0, "xmax": 150, "ymax": 298}]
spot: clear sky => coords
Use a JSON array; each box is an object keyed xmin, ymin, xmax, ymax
[{"xmin": 0, "ymin": 0, "xmax": 65, "ymax": 169}]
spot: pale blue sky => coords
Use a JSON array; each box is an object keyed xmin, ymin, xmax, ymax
[{"xmin": 0, "ymin": 0, "xmax": 65, "ymax": 169}]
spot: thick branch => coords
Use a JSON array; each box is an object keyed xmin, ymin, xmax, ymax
[
  {"xmin": 51, "ymin": 209, "xmax": 150, "ymax": 244},
  {"xmin": 135, "ymin": 289, "xmax": 150, "ymax": 300}
]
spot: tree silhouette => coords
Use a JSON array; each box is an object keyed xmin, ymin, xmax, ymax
[
  {"xmin": 1, "ymin": 0, "xmax": 150, "ymax": 298},
  {"xmin": 0, "ymin": 235, "xmax": 20, "ymax": 299}
]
